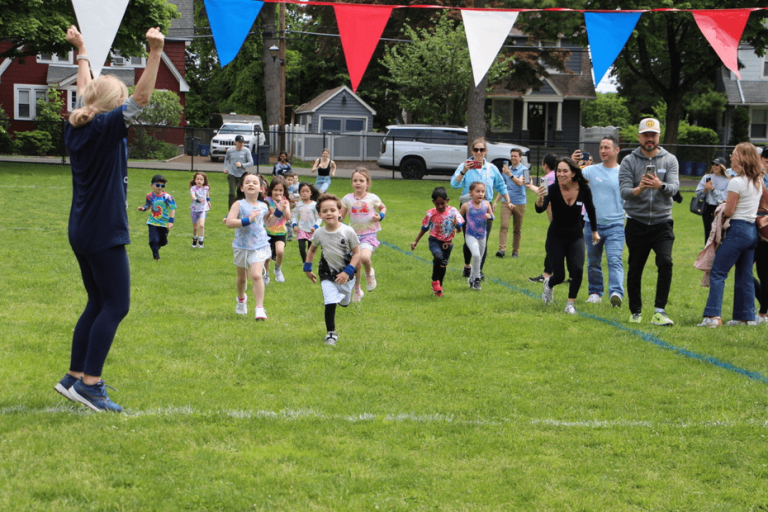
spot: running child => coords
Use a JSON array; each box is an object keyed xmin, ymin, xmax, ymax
[
  {"xmin": 137, "ymin": 174, "xmax": 176, "ymax": 260},
  {"xmin": 460, "ymin": 182, "xmax": 494, "ymax": 290},
  {"xmin": 340, "ymin": 167, "xmax": 386, "ymax": 302},
  {"xmin": 263, "ymin": 176, "xmax": 292, "ymax": 284},
  {"xmin": 224, "ymin": 173, "xmax": 280, "ymax": 321},
  {"xmin": 411, "ymin": 187, "xmax": 464, "ymax": 297},
  {"xmin": 304, "ymin": 194, "xmax": 361, "ymax": 346},
  {"xmin": 189, "ymin": 171, "xmax": 210, "ymax": 248},
  {"xmin": 292, "ymin": 182, "xmax": 321, "ymax": 263},
  {"xmin": 284, "ymin": 171, "xmax": 298, "ymax": 241}
]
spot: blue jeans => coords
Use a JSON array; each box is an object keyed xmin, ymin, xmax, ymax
[
  {"xmin": 316, "ymin": 176, "xmax": 331, "ymax": 193},
  {"xmin": 703, "ymin": 219, "xmax": 758, "ymax": 321},
  {"xmin": 584, "ymin": 221, "xmax": 625, "ymax": 298}
]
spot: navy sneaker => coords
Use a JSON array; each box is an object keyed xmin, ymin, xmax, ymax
[
  {"xmin": 54, "ymin": 373, "xmax": 79, "ymax": 402},
  {"xmin": 70, "ymin": 379, "xmax": 123, "ymax": 412}
]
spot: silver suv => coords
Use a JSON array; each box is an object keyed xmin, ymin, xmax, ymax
[
  {"xmin": 210, "ymin": 122, "xmax": 266, "ymax": 163},
  {"xmin": 377, "ymin": 125, "xmax": 529, "ymax": 179}
]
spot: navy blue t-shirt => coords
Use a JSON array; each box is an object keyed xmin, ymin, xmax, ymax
[{"xmin": 65, "ymin": 102, "xmax": 135, "ymax": 255}]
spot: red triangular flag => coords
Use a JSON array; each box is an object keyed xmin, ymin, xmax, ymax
[
  {"xmin": 333, "ymin": 4, "xmax": 394, "ymax": 92},
  {"xmin": 693, "ymin": 9, "xmax": 753, "ymax": 80}
]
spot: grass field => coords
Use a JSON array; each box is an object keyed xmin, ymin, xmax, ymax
[{"xmin": 2, "ymin": 162, "xmax": 768, "ymax": 511}]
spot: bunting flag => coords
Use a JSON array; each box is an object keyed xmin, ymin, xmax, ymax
[
  {"xmin": 71, "ymin": 0, "xmax": 130, "ymax": 78},
  {"xmin": 692, "ymin": 9, "xmax": 753, "ymax": 80},
  {"xmin": 204, "ymin": 0, "xmax": 265, "ymax": 66},
  {"xmin": 584, "ymin": 12, "xmax": 642, "ymax": 87},
  {"xmin": 462, "ymin": 10, "xmax": 519, "ymax": 88},
  {"xmin": 334, "ymin": 4, "xmax": 394, "ymax": 92}
]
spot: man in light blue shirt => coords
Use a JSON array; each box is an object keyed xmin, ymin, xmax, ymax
[
  {"xmin": 493, "ymin": 148, "xmax": 530, "ymax": 258},
  {"xmin": 581, "ymin": 135, "xmax": 625, "ymax": 307},
  {"xmin": 450, "ymin": 138, "xmax": 512, "ymax": 278}
]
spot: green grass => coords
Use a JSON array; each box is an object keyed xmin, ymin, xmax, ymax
[{"xmin": 2, "ymin": 162, "xmax": 768, "ymax": 510}]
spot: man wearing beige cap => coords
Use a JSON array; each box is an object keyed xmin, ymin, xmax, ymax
[{"xmin": 619, "ymin": 118, "xmax": 680, "ymax": 326}]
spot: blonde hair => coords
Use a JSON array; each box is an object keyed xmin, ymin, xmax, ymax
[
  {"xmin": 352, "ymin": 167, "xmax": 371, "ymax": 191},
  {"xmin": 733, "ymin": 142, "xmax": 762, "ymax": 187},
  {"xmin": 471, "ymin": 137, "xmax": 487, "ymax": 149},
  {"xmin": 69, "ymin": 75, "xmax": 128, "ymax": 128}
]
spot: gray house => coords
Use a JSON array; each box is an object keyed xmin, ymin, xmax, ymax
[
  {"xmin": 718, "ymin": 44, "xmax": 768, "ymax": 147},
  {"xmin": 294, "ymin": 85, "xmax": 377, "ymax": 134}
]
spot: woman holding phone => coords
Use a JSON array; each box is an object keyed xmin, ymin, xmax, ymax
[
  {"xmin": 699, "ymin": 143, "xmax": 763, "ymax": 328},
  {"xmin": 695, "ymin": 157, "xmax": 730, "ymax": 243},
  {"xmin": 450, "ymin": 137, "xmax": 513, "ymax": 279}
]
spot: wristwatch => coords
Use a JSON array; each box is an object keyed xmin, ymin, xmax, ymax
[
  {"xmin": 460, "ymin": 171, "xmax": 466, "ymax": 176},
  {"xmin": 661, "ymin": 183, "xmax": 667, "ymax": 192}
]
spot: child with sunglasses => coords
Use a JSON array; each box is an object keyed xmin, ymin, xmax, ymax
[{"xmin": 137, "ymin": 174, "xmax": 177, "ymax": 260}]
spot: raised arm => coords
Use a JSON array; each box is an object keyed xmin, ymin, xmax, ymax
[
  {"xmin": 131, "ymin": 28, "xmax": 165, "ymax": 107},
  {"xmin": 66, "ymin": 26, "xmax": 91, "ymax": 97}
]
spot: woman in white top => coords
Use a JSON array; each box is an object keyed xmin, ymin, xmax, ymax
[
  {"xmin": 695, "ymin": 157, "xmax": 730, "ymax": 243},
  {"xmin": 699, "ymin": 143, "xmax": 763, "ymax": 327}
]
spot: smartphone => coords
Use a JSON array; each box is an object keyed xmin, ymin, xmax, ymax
[
  {"xmin": 645, "ymin": 165, "xmax": 656, "ymax": 176},
  {"xmin": 582, "ymin": 152, "xmax": 591, "ymax": 161},
  {"xmin": 472, "ymin": 160, "xmax": 482, "ymax": 169},
  {"xmin": 523, "ymin": 169, "xmax": 531, "ymax": 184},
  {"xmin": 706, "ymin": 176, "xmax": 712, "ymax": 183}
]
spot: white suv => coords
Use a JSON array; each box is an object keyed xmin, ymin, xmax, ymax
[
  {"xmin": 209, "ymin": 122, "xmax": 266, "ymax": 163},
  {"xmin": 377, "ymin": 125, "xmax": 529, "ymax": 179}
]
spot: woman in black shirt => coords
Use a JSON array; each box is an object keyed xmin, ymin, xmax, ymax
[{"xmin": 535, "ymin": 158, "xmax": 599, "ymax": 314}]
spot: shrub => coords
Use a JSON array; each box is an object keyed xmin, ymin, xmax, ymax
[
  {"xmin": 0, "ymin": 104, "xmax": 13, "ymax": 154},
  {"xmin": 15, "ymin": 130, "xmax": 53, "ymax": 156},
  {"xmin": 677, "ymin": 123, "xmax": 719, "ymax": 163}
]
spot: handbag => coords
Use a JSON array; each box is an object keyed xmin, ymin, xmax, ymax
[{"xmin": 690, "ymin": 195, "xmax": 704, "ymax": 215}]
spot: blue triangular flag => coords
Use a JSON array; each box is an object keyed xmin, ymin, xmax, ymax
[
  {"xmin": 584, "ymin": 12, "xmax": 642, "ymax": 87},
  {"xmin": 204, "ymin": 0, "xmax": 264, "ymax": 66}
]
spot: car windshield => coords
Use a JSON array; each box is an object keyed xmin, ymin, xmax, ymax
[{"xmin": 219, "ymin": 125, "xmax": 253, "ymax": 135}]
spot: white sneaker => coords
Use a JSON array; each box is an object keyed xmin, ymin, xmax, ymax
[
  {"xmin": 586, "ymin": 293, "xmax": 602, "ymax": 304},
  {"xmin": 754, "ymin": 315, "xmax": 768, "ymax": 325},
  {"xmin": 236, "ymin": 296, "xmax": 247, "ymax": 315},
  {"xmin": 542, "ymin": 278, "xmax": 554, "ymax": 305},
  {"xmin": 352, "ymin": 288, "xmax": 364, "ymax": 302},
  {"xmin": 698, "ymin": 317, "xmax": 722, "ymax": 328},
  {"xmin": 324, "ymin": 331, "xmax": 338, "ymax": 346},
  {"xmin": 274, "ymin": 266, "xmax": 285, "ymax": 283},
  {"xmin": 262, "ymin": 268, "xmax": 270, "ymax": 286},
  {"xmin": 725, "ymin": 319, "xmax": 749, "ymax": 326},
  {"xmin": 366, "ymin": 269, "xmax": 377, "ymax": 292},
  {"xmin": 255, "ymin": 307, "xmax": 267, "ymax": 321},
  {"xmin": 610, "ymin": 293, "xmax": 622, "ymax": 308},
  {"xmin": 564, "ymin": 303, "xmax": 577, "ymax": 315}
]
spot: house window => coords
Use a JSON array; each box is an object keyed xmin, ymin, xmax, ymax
[
  {"xmin": 15, "ymin": 85, "xmax": 49, "ymax": 120},
  {"xmin": 751, "ymin": 109, "xmax": 767, "ymax": 140},
  {"xmin": 111, "ymin": 50, "xmax": 145, "ymax": 67},
  {"xmin": 37, "ymin": 52, "xmax": 73, "ymax": 64},
  {"xmin": 68, "ymin": 90, "xmax": 78, "ymax": 111},
  {"xmin": 321, "ymin": 119, "xmax": 342, "ymax": 132},
  {"xmin": 492, "ymin": 100, "xmax": 512, "ymax": 132},
  {"xmin": 345, "ymin": 119, "xmax": 365, "ymax": 132}
]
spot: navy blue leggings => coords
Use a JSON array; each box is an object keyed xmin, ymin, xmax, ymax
[{"xmin": 71, "ymin": 245, "xmax": 130, "ymax": 376}]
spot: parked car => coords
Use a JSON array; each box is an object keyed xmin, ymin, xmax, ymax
[
  {"xmin": 377, "ymin": 125, "xmax": 529, "ymax": 179},
  {"xmin": 209, "ymin": 121, "xmax": 266, "ymax": 163}
]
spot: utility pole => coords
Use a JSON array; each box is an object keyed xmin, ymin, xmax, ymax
[{"xmin": 279, "ymin": 3, "xmax": 286, "ymax": 153}]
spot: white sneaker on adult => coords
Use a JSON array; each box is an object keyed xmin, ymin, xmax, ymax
[
  {"xmin": 610, "ymin": 293, "xmax": 623, "ymax": 308},
  {"xmin": 542, "ymin": 278, "xmax": 554, "ymax": 305},
  {"xmin": 586, "ymin": 294, "xmax": 602, "ymax": 304},
  {"xmin": 236, "ymin": 296, "xmax": 247, "ymax": 315},
  {"xmin": 564, "ymin": 303, "xmax": 577, "ymax": 315}
]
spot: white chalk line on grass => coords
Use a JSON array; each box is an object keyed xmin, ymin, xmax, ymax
[{"xmin": 3, "ymin": 404, "xmax": 768, "ymax": 429}]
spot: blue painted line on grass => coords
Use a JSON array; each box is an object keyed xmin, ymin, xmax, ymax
[{"xmin": 381, "ymin": 240, "xmax": 768, "ymax": 386}]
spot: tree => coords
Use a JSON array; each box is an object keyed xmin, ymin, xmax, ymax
[
  {"xmin": 519, "ymin": 0, "xmax": 768, "ymax": 145},
  {"xmin": 582, "ymin": 93, "xmax": 631, "ymax": 127},
  {"xmin": 0, "ymin": 0, "xmax": 179, "ymax": 60},
  {"xmin": 36, "ymin": 88, "xmax": 66, "ymax": 154},
  {"xmin": 127, "ymin": 88, "xmax": 184, "ymax": 159}
]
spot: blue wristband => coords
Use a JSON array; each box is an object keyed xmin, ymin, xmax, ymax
[
  {"xmin": 169, "ymin": 219, "xmax": 175, "ymax": 223},
  {"xmin": 241, "ymin": 217, "xmax": 251, "ymax": 227},
  {"xmin": 343, "ymin": 264, "xmax": 356, "ymax": 277},
  {"xmin": 378, "ymin": 212, "xmax": 385, "ymax": 221},
  {"xmin": 274, "ymin": 208, "xmax": 284, "ymax": 218},
  {"xmin": 303, "ymin": 262, "xmax": 312, "ymax": 272}
]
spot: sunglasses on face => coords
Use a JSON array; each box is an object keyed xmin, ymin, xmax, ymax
[
  {"xmin": 472, "ymin": 147, "xmax": 486, "ymax": 153},
  {"xmin": 153, "ymin": 183, "xmax": 166, "ymax": 188}
]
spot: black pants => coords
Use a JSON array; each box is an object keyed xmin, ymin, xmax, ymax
[
  {"xmin": 755, "ymin": 240, "xmax": 768, "ymax": 315},
  {"xmin": 71, "ymin": 245, "xmax": 131, "ymax": 376},
  {"xmin": 298, "ymin": 239, "xmax": 309, "ymax": 264},
  {"xmin": 545, "ymin": 231, "xmax": 585, "ymax": 299},
  {"xmin": 429, "ymin": 236, "xmax": 453, "ymax": 284},
  {"xmin": 702, "ymin": 203, "xmax": 717, "ymax": 244},
  {"xmin": 148, "ymin": 225, "xmax": 169, "ymax": 257},
  {"xmin": 625, "ymin": 218, "xmax": 675, "ymax": 315}
]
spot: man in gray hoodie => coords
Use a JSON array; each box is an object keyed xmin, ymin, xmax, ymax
[{"xmin": 619, "ymin": 118, "xmax": 679, "ymax": 326}]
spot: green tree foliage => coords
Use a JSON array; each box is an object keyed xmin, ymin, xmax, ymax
[
  {"xmin": 128, "ymin": 89, "xmax": 183, "ymax": 127},
  {"xmin": 126, "ymin": 88, "xmax": 183, "ymax": 160},
  {"xmin": 0, "ymin": 0, "xmax": 179, "ymax": 60},
  {"xmin": 729, "ymin": 106, "xmax": 751, "ymax": 145},
  {"xmin": 582, "ymin": 93, "xmax": 631, "ymax": 127},
  {"xmin": 35, "ymin": 89, "xmax": 66, "ymax": 154},
  {"xmin": 0, "ymin": 104, "xmax": 14, "ymax": 154},
  {"xmin": 15, "ymin": 130, "xmax": 53, "ymax": 156},
  {"xmin": 683, "ymin": 85, "xmax": 727, "ymax": 130}
]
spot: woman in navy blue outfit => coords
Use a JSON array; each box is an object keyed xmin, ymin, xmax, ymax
[{"xmin": 53, "ymin": 25, "xmax": 165, "ymax": 412}]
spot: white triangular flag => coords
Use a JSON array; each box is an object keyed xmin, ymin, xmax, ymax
[
  {"xmin": 462, "ymin": 10, "xmax": 519, "ymax": 87},
  {"xmin": 71, "ymin": 0, "xmax": 130, "ymax": 78}
]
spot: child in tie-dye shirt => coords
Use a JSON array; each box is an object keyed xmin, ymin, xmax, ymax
[
  {"xmin": 263, "ymin": 176, "xmax": 291, "ymax": 284},
  {"xmin": 137, "ymin": 174, "xmax": 176, "ymax": 260},
  {"xmin": 340, "ymin": 168, "xmax": 386, "ymax": 302},
  {"xmin": 411, "ymin": 187, "xmax": 464, "ymax": 297}
]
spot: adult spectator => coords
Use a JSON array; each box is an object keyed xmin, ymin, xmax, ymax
[
  {"xmin": 311, "ymin": 148, "xmax": 336, "ymax": 193},
  {"xmin": 760, "ymin": 147, "xmax": 768, "ymax": 188},
  {"xmin": 619, "ymin": 118, "xmax": 680, "ymax": 326},
  {"xmin": 699, "ymin": 143, "xmax": 763, "ymax": 327},
  {"xmin": 273, "ymin": 151, "xmax": 292, "ymax": 176},
  {"xmin": 582, "ymin": 136, "xmax": 625, "ymax": 307},
  {"xmin": 224, "ymin": 135, "xmax": 253, "ymax": 208},
  {"xmin": 528, "ymin": 154, "xmax": 558, "ymax": 283},
  {"xmin": 494, "ymin": 148, "xmax": 535, "ymax": 258},
  {"xmin": 451, "ymin": 137, "xmax": 513, "ymax": 279},
  {"xmin": 695, "ymin": 157, "xmax": 730, "ymax": 243}
]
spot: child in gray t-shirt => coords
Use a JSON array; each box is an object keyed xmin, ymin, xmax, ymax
[{"xmin": 304, "ymin": 194, "xmax": 360, "ymax": 346}]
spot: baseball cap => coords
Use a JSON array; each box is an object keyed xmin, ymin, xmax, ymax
[
  {"xmin": 151, "ymin": 174, "xmax": 167, "ymax": 183},
  {"xmin": 711, "ymin": 157, "xmax": 727, "ymax": 167},
  {"xmin": 235, "ymin": 135, "xmax": 245, "ymax": 142},
  {"xmin": 638, "ymin": 118, "xmax": 661, "ymax": 134}
]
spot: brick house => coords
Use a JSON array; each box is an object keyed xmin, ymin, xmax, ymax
[{"xmin": 0, "ymin": 0, "xmax": 192, "ymax": 143}]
